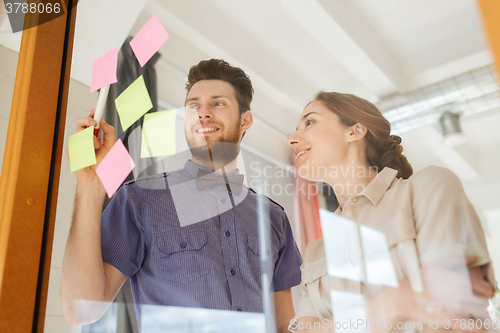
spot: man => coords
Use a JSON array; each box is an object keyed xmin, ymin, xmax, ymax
[{"xmin": 61, "ymin": 59, "xmax": 302, "ymax": 332}]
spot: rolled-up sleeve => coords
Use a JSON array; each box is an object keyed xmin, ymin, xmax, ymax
[
  {"xmin": 289, "ymin": 264, "xmax": 318, "ymax": 332},
  {"xmin": 295, "ymin": 273, "xmax": 318, "ymax": 317},
  {"xmin": 289, "ymin": 240, "xmax": 329, "ymax": 332}
]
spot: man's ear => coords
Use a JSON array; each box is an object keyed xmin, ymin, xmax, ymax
[
  {"xmin": 346, "ymin": 122, "xmax": 368, "ymax": 143},
  {"xmin": 240, "ymin": 110, "xmax": 253, "ymax": 133}
]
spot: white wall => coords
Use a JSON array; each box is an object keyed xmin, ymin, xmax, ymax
[{"xmin": 0, "ymin": 45, "xmax": 17, "ymax": 175}]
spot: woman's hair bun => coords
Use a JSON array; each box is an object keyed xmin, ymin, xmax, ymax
[
  {"xmin": 390, "ymin": 135, "xmax": 402, "ymax": 145},
  {"xmin": 382, "ymin": 134, "xmax": 412, "ymax": 178}
]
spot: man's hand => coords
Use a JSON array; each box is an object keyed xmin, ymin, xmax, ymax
[{"xmin": 68, "ymin": 109, "xmax": 116, "ymax": 185}]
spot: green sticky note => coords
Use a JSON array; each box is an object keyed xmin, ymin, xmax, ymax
[
  {"xmin": 115, "ymin": 75, "xmax": 153, "ymax": 131},
  {"xmin": 141, "ymin": 109, "xmax": 177, "ymax": 158},
  {"xmin": 68, "ymin": 126, "xmax": 97, "ymax": 172}
]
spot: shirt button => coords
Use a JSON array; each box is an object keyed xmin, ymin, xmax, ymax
[
  {"xmin": 230, "ymin": 269, "xmax": 236, "ymax": 275},
  {"xmin": 237, "ymin": 308, "xmax": 242, "ymax": 312},
  {"xmin": 180, "ymin": 241, "xmax": 187, "ymax": 248},
  {"xmin": 347, "ymin": 212, "xmax": 354, "ymax": 219},
  {"xmin": 221, "ymin": 199, "xmax": 226, "ymax": 203},
  {"xmin": 352, "ymin": 198, "xmax": 358, "ymax": 202},
  {"xmin": 225, "ymin": 231, "xmax": 231, "ymax": 237}
]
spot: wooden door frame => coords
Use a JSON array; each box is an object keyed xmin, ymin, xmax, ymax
[
  {"xmin": 478, "ymin": 0, "xmax": 500, "ymax": 81},
  {"xmin": 0, "ymin": 1, "xmax": 77, "ymax": 332}
]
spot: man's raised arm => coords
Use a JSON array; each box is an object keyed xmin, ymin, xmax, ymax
[{"xmin": 61, "ymin": 111, "xmax": 126, "ymax": 324}]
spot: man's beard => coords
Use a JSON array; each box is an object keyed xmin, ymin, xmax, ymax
[{"xmin": 186, "ymin": 121, "xmax": 240, "ymax": 171}]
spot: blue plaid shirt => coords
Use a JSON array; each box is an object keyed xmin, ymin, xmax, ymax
[{"xmin": 101, "ymin": 160, "xmax": 302, "ymax": 324}]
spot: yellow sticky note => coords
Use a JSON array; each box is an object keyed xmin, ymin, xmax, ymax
[
  {"xmin": 141, "ymin": 109, "xmax": 177, "ymax": 158},
  {"xmin": 115, "ymin": 75, "xmax": 153, "ymax": 131},
  {"xmin": 68, "ymin": 126, "xmax": 97, "ymax": 172}
]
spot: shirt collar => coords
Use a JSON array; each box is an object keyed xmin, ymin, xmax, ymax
[
  {"xmin": 183, "ymin": 160, "xmax": 241, "ymax": 179},
  {"xmin": 362, "ymin": 167, "xmax": 398, "ymax": 206}
]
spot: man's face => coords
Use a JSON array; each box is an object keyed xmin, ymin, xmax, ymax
[{"xmin": 184, "ymin": 80, "xmax": 244, "ymax": 152}]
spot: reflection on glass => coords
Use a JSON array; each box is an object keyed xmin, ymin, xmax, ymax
[
  {"xmin": 421, "ymin": 245, "xmax": 473, "ymax": 302},
  {"xmin": 330, "ymin": 290, "xmax": 366, "ymax": 333},
  {"xmin": 360, "ymin": 226, "xmax": 398, "ymax": 288},
  {"xmin": 320, "ymin": 209, "xmax": 363, "ymax": 281},
  {"xmin": 320, "ymin": 209, "xmax": 399, "ymax": 287},
  {"xmin": 74, "ymin": 302, "xmax": 265, "ymax": 333},
  {"xmin": 167, "ymin": 146, "xmax": 248, "ymax": 227},
  {"xmin": 256, "ymin": 179, "xmax": 276, "ymax": 333},
  {"xmin": 128, "ymin": 123, "xmax": 157, "ymax": 181},
  {"xmin": 72, "ymin": 300, "xmax": 116, "ymax": 330},
  {"xmin": 141, "ymin": 305, "xmax": 265, "ymax": 333},
  {"xmin": 77, "ymin": 302, "xmax": 118, "ymax": 333},
  {"xmin": 320, "ymin": 206, "xmax": 492, "ymax": 332}
]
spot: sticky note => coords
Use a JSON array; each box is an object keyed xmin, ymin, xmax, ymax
[
  {"xmin": 68, "ymin": 126, "xmax": 97, "ymax": 172},
  {"xmin": 130, "ymin": 14, "xmax": 169, "ymax": 67},
  {"xmin": 141, "ymin": 109, "xmax": 177, "ymax": 158},
  {"xmin": 115, "ymin": 75, "xmax": 153, "ymax": 131},
  {"xmin": 90, "ymin": 48, "xmax": 118, "ymax": 93},
  {"xmin": 96, "ymin": 139, "xmax": 136, "ymax": 198}
]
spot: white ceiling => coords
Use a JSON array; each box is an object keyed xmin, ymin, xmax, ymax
[{"xmin": 1, "ymin": 0, "xmax": 499, "ymax": 215}]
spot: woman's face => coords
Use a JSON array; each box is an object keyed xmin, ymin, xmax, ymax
[{"xmin": 287, "ymin": 100, "xmax": 351, "ymax": 181}]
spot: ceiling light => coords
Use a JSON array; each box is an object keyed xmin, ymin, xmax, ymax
[
  {"xmin": 439, "ymin": 112, "xmax": 468, "ymax": 147},
  {"xmin": 381, "ymin": 65, "xmax": 500, "ymax": 135}
]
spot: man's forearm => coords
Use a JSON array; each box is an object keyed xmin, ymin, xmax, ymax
[{"xmin": 61, "ymin": 179, "xmax": 107, "ymax": 323}]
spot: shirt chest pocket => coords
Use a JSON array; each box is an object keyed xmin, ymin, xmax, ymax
[
  {"xmin": 155, "ymin": 230, "xmax": 210, "ymax": 284},
  {"xmin": 248, "ymin": 235, "xmax": 278, "ymax": 263},
  {"xmin": 247, "ymin": 234, "xmax": 279, "ymax": 271}
]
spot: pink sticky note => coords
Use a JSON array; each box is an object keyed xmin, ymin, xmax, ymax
[
  {"xmin": 130, "ymin": 14, "xmax": 169, "ymax": 67},
  {"xmin": 90, "ymin": 48, "xmax": 118, "ymax": 93},
  {"xmin": 96, "ymin": 139, "xmax": 135, "ymax": 198}
]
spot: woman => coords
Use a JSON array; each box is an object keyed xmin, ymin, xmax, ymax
[{"xmin": 287, "ymin": 92, "xmax": 495, "ymax": 332}]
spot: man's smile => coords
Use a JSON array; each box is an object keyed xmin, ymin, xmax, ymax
[{"xmin": 195, "ymin": 124, "xmax": 221, "ymax": 135}]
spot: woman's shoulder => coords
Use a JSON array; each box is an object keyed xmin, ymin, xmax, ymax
[
  {"xmin": 407, "ymin": 166, "xmax": 465, "ymax": 200},
  {"xmin": 409, "ymin": 165, "xmax": 461, "ymax": 187},
  {"xmin": 412, "ymin": 165, "xmax": 457, "ymax": 178}
]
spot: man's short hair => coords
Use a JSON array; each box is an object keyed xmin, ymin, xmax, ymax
[{"xmin": 186, "ymin": 59, "xmax": 254, "ymax": 115}]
